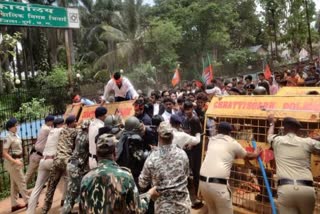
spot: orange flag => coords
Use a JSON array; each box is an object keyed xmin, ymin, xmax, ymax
[
  {"xmin": 171, "ymin": 69, "xmax": 180, "ymax": 87},
  {"xmin": 264, "ymin": 64, "xmax": 272, "ymax": 80}
]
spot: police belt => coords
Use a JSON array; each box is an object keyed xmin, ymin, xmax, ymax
[
  {"xmin": 200, "ymin": 175, "xmax": 227, "ymax": 185},
  {"xmin": 277, "ymin": 179, "xmax": 313, "ymax": 187},
  {"xmin": 31, "ymin": 149, "xmax": 43, "ymax": 157},
  {"xmin": 89, "ymin": 153, "xmax": 97, "ymax": 160},
  {"xmin": 11, "ymin": 154, "xmax": 23, "ymax": 159}
]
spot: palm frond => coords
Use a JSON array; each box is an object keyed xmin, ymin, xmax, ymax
[{"xmin": 99, "ymin": 25, "xmax": 128, "ymax": 42}]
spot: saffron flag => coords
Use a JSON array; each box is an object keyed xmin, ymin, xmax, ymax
[
  {"xmin": 171, "ymin": 69, "xmax": 180, "ymax": 87},
  {"xmin": 202, "ymin": 55, "xmax": 213, "ymax": 85},
  {"xmin": 264, "ymin": 64, "xmax": 272, "ymax": 80}
]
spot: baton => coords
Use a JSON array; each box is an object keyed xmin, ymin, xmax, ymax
[{"xmin": 251, "ymin": 139, "xmax": 277, "ymax": 214}]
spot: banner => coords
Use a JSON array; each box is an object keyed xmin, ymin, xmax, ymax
[
  {"xmin": 78, "ymin": 100, "xmax": 135, "ymax": 122},
  {"xmin": 64, "ymin": 103, "xmax": 82, "ymax": 119},
  {"xmin": 206, "ymin": 96, "xmax": 320, "ymax": 122},
  {"xmin": 276, "ymin": 87, "xmax": 320, "ymax": 96}
]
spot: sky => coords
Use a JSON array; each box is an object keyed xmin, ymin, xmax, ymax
[{"xmin": 143, "ymin": 0, "xmax": 320, "ymax": 11}]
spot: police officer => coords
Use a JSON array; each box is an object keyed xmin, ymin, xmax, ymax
[
  {"xmin": 2, "ymin": 118, "xmax": 29, "ymax": 212},
  {"xmin": 26, "ymin": 115, "xmax": 54, "ymax": 184},
  {"xmin": 199, "ymin": 122, "xmax": 261, "ymax": 214},
  {"xmin": 88, "ymin": 106, "xmax": 107, "ymax": 169},
  {"xmin": 80, "ymin": 134, "xmax": 158, "ymax": 213},
  {"xmin": 267, "ymin": 115, "xmax": 319, "ymax": 214},
  {"xmin": 62, "ymin": 120, "xmax": 91, "ymax": 214},
  {"xmin": 41, "ymin": 115, "xmax": 78, "ymax": 214}
]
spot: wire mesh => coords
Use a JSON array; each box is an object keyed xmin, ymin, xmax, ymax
[{"xmin": 203, "ymin": 117, "xmax": 320, "ymax": 213}]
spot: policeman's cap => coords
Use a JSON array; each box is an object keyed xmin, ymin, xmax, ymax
[
  {"xmin": 283, "ymin": 117, "xmax": 302, "ymax": 129},
  {"xmin": 45, "ymin": 115, "xmax": 55, "ymax": 122},
  {"xmin": 170, "ymin": 114, "xmax": 182, "ymax": 125},
  {"xmin": 95, "ymin": 106, "xmax": 108, "ymax": 118},
  {"xmin": 158, "ymin": 121, "xmax": 173, "ymax": 139},
  {"xmin": 96, "ymin": 134, "xmax": 117, "ymax": 154},
  {"xmin": 66, "ymin": 115, "xmax": 77, "ymax": 125},
  {"xmin": 6, "ymin": 118, "xmax": 18, "ymax": 130},
  {"xmin": 53, "ymin": 118, "xmax": 64, "ymax": 126},
  {"xmin": 217, "ymin": 122, "xmax": 233, "ymax": 134}
]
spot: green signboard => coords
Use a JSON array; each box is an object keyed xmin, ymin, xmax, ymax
[{"xmin": 0, "ymin": 1, "xmax": 80, "ymax": 28}]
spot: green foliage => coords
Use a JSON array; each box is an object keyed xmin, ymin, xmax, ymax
[
  {"xmin": 125, "ymin": 62, "xmax": 157, "ymax": 90},
  {"xmin": 36, "ymin": 66, "xmax": 68, "ymax": 88},
  {"xmin": 146, "ymin": 20, "xmax": 182, "ymax": 70},
  {"xmin": 14, "ymin": 98, "xmax": 51, "ymax": 121}
]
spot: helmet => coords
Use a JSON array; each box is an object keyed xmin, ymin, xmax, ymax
[
  {"xmin": 104, "ymin": 115, "xmax": 122, "ymax": 127},
  {"xmin": 253, "ymin": 86, "xmax": 267, "ymax": 95},
  {"xmin": 81, "ymin": 119, "xmax": 91, "ymax": 129},
  {"xmin": 124, "ymin": 116, "xmax": 141, "ymax": 132}
]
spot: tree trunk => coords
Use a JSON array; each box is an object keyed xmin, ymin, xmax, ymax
[{"xmin": 0, "ymin": 60, "xmax": 4, "ymax": 94}]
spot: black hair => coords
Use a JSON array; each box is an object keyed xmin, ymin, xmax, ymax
[
  {"xmin": 183, "ymin": 100, "xmax": 194, "ymax": 110},
  {"xmin": 150, "ymin": 91, "xmax": 160, "ymax": 100},
  {"xmin": 113, "ymin": 72, "xmax": 121, "ymax": 80},
  {"xmin": 177, "ymin": 96, "xmax": 185, "ymax": 104},
  {"xmin": 163, "ymin": 97, "xmax": 175, "ymax": 104},
  {"xmin": 245, "ymin": 75, "xmax": 253, "ymax": 81},
  {"xmin": 152, "ymin": 115, "xmax": 164, "ymax": 127}
]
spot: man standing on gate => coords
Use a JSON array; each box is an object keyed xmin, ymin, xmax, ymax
[
  {"xmin": 267, "ymin": 115, "xmax": 320, "ymax": 214},
  {"xmin": 101, "ymin": 71, "xmax": 138, "ymax": 103}
]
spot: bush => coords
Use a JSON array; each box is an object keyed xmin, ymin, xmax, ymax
[
  {"xmin": 14, "ymin": 98, "xmax": 51, "ymax": 121},
  {"xmin": 36, "ymin": 65, "xmax": 68, "ymax": 88}
]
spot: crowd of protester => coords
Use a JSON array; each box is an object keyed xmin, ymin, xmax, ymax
[{"xmin": 2, "ymin": 60, "xmax": 320, "ymax": 214}]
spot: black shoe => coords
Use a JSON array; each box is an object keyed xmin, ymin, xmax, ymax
[
  {"xmin": 60, "ymin": 200, "xmax": 64, "ymax": 207},
  {"xmin": 191, "ymin": 199, "xmax": 204, "ymax": 209}
]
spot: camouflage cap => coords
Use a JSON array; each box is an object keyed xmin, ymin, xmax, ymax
[
  {"xmin": 81, "ymin": 120, "xmax": 91, "ymax": 129},
  {"xmin": 96, "ymin": 133, "xmax": 117, "ymax": 154},
  {"xmin": 157, "ymin": 121, "xmax": 173, "ymax": 138}
]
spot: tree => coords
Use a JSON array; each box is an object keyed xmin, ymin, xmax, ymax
[
  {"xmin": 145, "ymin": 20, "xmax": 182, "ymax": 81},
  {"xmin": 0, "ymin": 32, "xmax": 21, "ymax": 94}
]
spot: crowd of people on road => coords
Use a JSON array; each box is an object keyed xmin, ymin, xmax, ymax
[{"xmin": 2, "ymin": 67, "xmax": 320, "ymax": 214}]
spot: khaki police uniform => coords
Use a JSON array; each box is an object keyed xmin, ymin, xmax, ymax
[
  {"xmin": 199, "ymin": 134, "xmax": 247, "ymax": 214},
  {"xmin": 268, "ymin": 133, "xmax": 319, "ymax": 214},
  {"xmin": 3, "ymin": 131, "xmax": 29, "ymax": 207}
]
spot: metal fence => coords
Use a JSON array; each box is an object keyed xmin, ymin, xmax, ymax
[{"xmin": 0, "ymin": 84, "xmax": 101, "ymax": 199}]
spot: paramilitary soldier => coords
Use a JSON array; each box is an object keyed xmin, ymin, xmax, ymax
[
  {"xmin": 268, "ymin": 115, "xmax": 320, "ymax": 214},
  {"xmin": 62, "ymin": 120, "xmax": 91, "ymax": 214},
  {"xmin": 42, "ymin": 115, "xmax": 78, "ymax": 214},
  {"xmin": 80, "ymin": 133, "xmax": 159, "ymax": 213}
]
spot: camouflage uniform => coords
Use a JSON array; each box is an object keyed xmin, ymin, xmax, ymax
[
  {"xmin": 62, "ymin": 121, "xmax": 90, "ymax": 214},
  {"xmin": 41, "ymin": 127, "xmax": 77, "ymax": 214},
  {"xmin": 139, "ymin": 121, "xmax": 191, "ymax": 214},
  {"xmin": 80, "ymin": 133, "xmax": 150, "ymax": 214}
]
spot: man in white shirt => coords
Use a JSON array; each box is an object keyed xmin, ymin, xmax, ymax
[
  {"xmin": 170, "ymin": 114, "xmax": 200, "ymax": 149},
  {"xmin": 88, "ymin": 106, "xmax": 107, "ymax": 169},
  {"xmin": 199, "ymin": 122, "xmax": 261, "ymax": 214},
  {"xmin": 26, "ymin": 118, "xmax": 64, "ymax": 214},
  {"xmin": 26, "ymin": 115, "xmax": 54, "ymax": 184},
  {"xmin": 161, "ymin": 97, "xmax": 176, "ymax": 122},
  {"xmin": 101, "ymin": 72, "xmax": 138, "ymax": 103}
]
